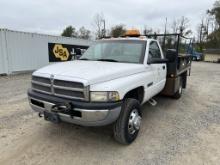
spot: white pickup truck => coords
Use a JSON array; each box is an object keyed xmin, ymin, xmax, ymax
[{"xmin": 28, "ymin": 32, "xmax": 192, "ymax": 144}]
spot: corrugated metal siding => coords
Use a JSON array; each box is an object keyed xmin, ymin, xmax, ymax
[
  {"xmin": 0, "ymin": 30, "xmax": 4, "ymax": 74},
  {"xmin": 0, "ymin": 29, "xmax": 92, "ymax": 74},
  {"xmin": 0, "ymin": 29, "xmax": 8, "ymax": 74}
]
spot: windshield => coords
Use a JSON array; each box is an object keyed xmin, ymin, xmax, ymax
[{"xmin": 80, "ymin": 40, "xmax": 146, "ymax": 63}]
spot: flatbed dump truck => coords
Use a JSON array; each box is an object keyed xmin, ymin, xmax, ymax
[{"xmin": 28, "ymin": 30, "xmax": 192, "ymax": 144}]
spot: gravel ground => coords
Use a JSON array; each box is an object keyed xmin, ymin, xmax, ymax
[{"xmin": 0, "ymin": 62, "xmax": 219, "ymax": 165}]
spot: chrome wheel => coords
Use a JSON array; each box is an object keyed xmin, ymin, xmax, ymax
[{"xmin": 128, "ymin": 109, "xmax": 141, "ymax": 134}]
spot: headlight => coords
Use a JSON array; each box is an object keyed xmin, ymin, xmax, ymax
[{"xmin": 90, "ymin": 91, "xmax": 120, "ymax": 102}]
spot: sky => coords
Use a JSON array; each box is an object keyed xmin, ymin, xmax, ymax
[{"xmin": 0, "ymin": 0, "xmax": 216, "ymax": 37}]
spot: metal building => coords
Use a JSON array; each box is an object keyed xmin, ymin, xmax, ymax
[
  {"xmin": 0, "ymin": 29, "xmax": 92, "ymax": 74},
  {"xmin": 204, "ymin": 49, "xmax": 220, "ymax": 63}
]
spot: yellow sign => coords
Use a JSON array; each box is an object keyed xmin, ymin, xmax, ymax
[{"xmin": 53, "ymin": 44, "xmax": 70, "ymax": 61}]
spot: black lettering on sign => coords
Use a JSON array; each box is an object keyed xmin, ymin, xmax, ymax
[{"xmin": 48, "ymin": 43, "xmax": 89, "ymax": 62}]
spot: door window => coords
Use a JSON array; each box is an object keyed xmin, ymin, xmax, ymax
[{"xmin": 148, "ymin": 41, "xmax": 162, "ymax": 60}]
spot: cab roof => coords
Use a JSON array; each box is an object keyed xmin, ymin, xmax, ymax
[
  {"xmin": 100, "ymin": 29, "xmax": 156, "ymax": 42},
  {"xmin": 101, "ymin": 36, "xmax": 154, "ymax": 42}
]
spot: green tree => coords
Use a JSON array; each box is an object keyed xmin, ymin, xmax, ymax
[
  {"xmin": 207, "ymin": 30, "xmax": 220, "ymax": 48},
  {"xmin": 208, "ymin": 0, "xmax": 220, "ymax": 27},
  {"xmin": 61, "ymin": 26, "xmax": 78, "ymax": 37},
  {"xmin": 110, "ymin": 25, "xmax": 126, "ymax": 37},
  {"xmin": 78, "ymin": 27, "xmax": 91, "ymax": 39},
  {"xmin": 206, "ymin": 0, "xmax": 220, "ymax": 48}
]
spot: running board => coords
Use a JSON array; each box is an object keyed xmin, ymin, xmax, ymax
[{"xmin": 148, "ymin": 98, "xmax": 157, "ymax": 106}]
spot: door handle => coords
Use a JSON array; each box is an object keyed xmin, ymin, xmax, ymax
[{"xmin": 162, "ymin": 65, "xmax": 165, "ymax": 70}]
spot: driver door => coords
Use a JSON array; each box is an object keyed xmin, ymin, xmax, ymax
[{"xmin": 147, "ymin": 41, "xmax": 166, "ymax": 95}]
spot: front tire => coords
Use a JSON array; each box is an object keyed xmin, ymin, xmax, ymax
[{"xmin": 113, "ymin": 98, "xmax": 142, "ymax": 144}]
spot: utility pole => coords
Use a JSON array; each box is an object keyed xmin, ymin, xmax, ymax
[
  {"xmin": 102, "ymin": 19, "xmax": 106, "ymax": 38},
  {"xmin": 164, "ymin": 17, "xmax": 167, "ymax": 35},
  {"xmin": 163, "ymin": 17, "xmax": 168, "ymax": 50},
  {"xmin": 206, "ymin": 18, "xmax": 210, "ymax": 37},
  {"xmin": 199, "ymin": 19, "xmax": 204, "ymax": 44}
]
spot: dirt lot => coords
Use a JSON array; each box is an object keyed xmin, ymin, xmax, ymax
[{"xmin": 0, "ymin": 62, "xmax": 220, "ymax": 165}]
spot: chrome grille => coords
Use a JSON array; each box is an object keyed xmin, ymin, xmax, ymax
[
  {"xmin": 32, "ymin": 83, "xmax": 51, "ymax": 93},
  {"xmin": 54, "ymin": 88, "xmax": 84, "ymax": 98},
  {"xmin": 54, "ymin": 79, "xmax": 84, "ymax": 88},
  {"xmin": 31, "ymin": 76, "xmax": 88, "ymax": 100},
  {"xmin": 32, "ymin": 76, "xmax": 50, "ymax": 84}
]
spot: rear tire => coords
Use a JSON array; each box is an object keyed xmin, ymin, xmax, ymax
[
  {"xmin": 113, "ymin": 98, "xmax": 142, "ymax": 144},
  {"xmin": 173, "ymin": 78, "xmax": 182, "ymax": 99}
]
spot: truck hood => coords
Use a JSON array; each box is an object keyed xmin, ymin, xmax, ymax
[{"xmin": 35, "ymin": 60, "xmax": 145, "ymax": 85}]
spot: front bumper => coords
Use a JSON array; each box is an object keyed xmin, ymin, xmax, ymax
[{"xmin": 28, "ymin": 89, "xmax": 122, "ymax": 126}]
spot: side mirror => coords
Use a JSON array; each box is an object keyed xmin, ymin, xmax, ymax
[
  {"xmin": 148, "ymin": 58, "xmax": 169, "ymax": 64},
  {"xmin": 165, "ymin": 49, "xmax": 177, "ymax": 62}
]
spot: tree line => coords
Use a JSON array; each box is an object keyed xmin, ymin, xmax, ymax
[
  {"xmin": 201, "ymin": 0, "xmax": 220, "ymax": 50},
  {"xmin": 61, "ymin": 13, "xmax": 127, "ymax": 39},
  {"xmin": 61, "ymin": 0, "xmax": 220, "ymax": 50},
  {"xmin": 61, "ymin": 26, "xmax": 91, "ymax": 39}
]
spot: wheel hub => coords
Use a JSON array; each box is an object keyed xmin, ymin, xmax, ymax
[{"xmin": 128, "ymin": 109, "xmax": 141, "ymax": 134}]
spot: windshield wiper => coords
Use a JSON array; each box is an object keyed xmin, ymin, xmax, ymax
[{"xmin": 97, "ymin": 59, "xmax": 118, "ymax": 62}]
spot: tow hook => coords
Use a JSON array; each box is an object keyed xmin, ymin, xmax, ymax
[{"xmin": 51, "ymin": 103, "xmax": 72, "ymax": 113}]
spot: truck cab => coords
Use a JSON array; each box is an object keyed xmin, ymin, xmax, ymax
[{"xmin": 28, "ymin": 31, "xmax": 192, "ymax": 144}]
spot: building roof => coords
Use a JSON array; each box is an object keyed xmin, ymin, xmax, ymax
[{"xmin": 204, "ymin": 49, "xmax": 220, "ymax": 55}]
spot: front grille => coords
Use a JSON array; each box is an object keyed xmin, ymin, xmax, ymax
[
  {"xmin": 32, "ymin": 83, "xmax": 51, "ymax": 93},
  {"xmin": 32, "ymin": 76, "xmax": 50, "ymax": 84},
  {"xmin": 54, "ymin": 79, "xmax": 84, "ymax": 88},
  {"xmin": 31, "ymin": 76, "xmax": 88, "ymax": 100},
  {"xmin": 54, "ymin": 88, "xmax": 84, "ymax": 98}
]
